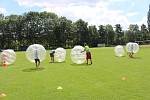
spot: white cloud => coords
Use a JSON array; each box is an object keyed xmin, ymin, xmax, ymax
[
  {"xmin": 15, "ymin": 0, "xmax": 142, "ymax": 30},
  {"xmin": 40, "ymin": 1, "xmax": 130, "ymax": 29},
  {"xmin": 127, "ymin": 12, "xmax": 138, "ymax": 17},
  {"xmin": 15, "ymin": 0, "xmax": 38, "ymax": 7},
  {"xmin": 0, "ymin": 7, "xmax": 7, "ymax": 14},
  {"xmin": 136, "ymin": 16, "xmax": 147, "ymax": 26}
]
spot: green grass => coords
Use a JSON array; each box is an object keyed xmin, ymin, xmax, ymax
[{"xmin": 0, "ymin": 47, "xmax": 150, "ymax": 100}]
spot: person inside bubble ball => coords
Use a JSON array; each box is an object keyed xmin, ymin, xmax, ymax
[
  {"xmin": 34, "ymin": 48, "xmax": 40, "ymax": 68},
  {"xmin": 128, "ymin": 43, "xmax": 134, "ymax": 58},
  {"xmin": 50, "ymin": 49, "xmax": 55, "ymax": 63},
  {"xmin": 82, "ymin": 43, "xmax": 92, "ymax": 65}
]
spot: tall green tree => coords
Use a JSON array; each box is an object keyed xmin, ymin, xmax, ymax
[
  {"xmin": 98, "ymin": 25, "xmax": 106, "ymax": 44},
  {"xmin": 1, "ymin": 15, "xmax": 21, "ymax": 49},
  {"xmin": 54, "ymin": 17, "xmax": 73, "ymax": 47},
  {"xmin": 22, "ymin": 11, "xmax": 58, "ymax": 49},
  {"xmin": 141, "ymin": 24, "xmax": 149, "ymax": 40},
  {"xmin": 38, "ymin": 12, "xmax": 58, "ymax": 48},
  {"xmin": 114, "ymin": 24, "xmax": 124, "ymax": 44},
  {"xmin": 88, "ymin": 25, "xmax": 99, "ymax": 47},
  {"xmin": 105, "ymin": 24, "xmax": 115, "ymax": 45},
  {"xmin": 0, "ymin": 14, "xmax": 5, "ymax": 49},
  {"xmin": 22, "ymin": 12, "xmax": 40, "ymax": 45},
  {"xmin": 126, "ymin": 24, "xmax": 140, "ymax": 42},
  {"xmin": 1, "ymin": 10, "xmax": 150, "ymax": 49},
  {"xmin": 74, "ymin": 19, "xmax": 89, "ymax": 45},
  {"xmin": 0, "ymin": 14, "xmax": 4, "ymax": 20},
  {"xmin": 148, "ymin": 4, "xmax": 150, "ymax": 32}
]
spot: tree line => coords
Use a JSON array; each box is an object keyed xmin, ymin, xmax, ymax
[{"xmin": 0, "ymin": 7, "xmax": 150, "ymax": 50}]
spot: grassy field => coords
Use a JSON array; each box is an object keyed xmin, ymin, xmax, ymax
[{"xmin": 0, "ymin": 47, "xmax": 150, "ymax": 100}]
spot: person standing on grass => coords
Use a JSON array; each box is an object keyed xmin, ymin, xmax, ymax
[
  {"xmin": 50, "ymin": 49, "xmax": 55, "ymax": 63},
  {"xmin": 34, "ymin": 48, "xmax": 40, "ymax": 68},
  {"xmin": 128, "ymin": 43, "xmax": 134, "ymax": 58},
  {"xmin": 82, "ymin": 43, "xmax": 92, "ymax": 65}
]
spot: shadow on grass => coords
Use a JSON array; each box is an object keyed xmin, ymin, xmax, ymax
[
  {"xmin": 48, "ymin": 61, "xmax": 66, "ymax": 64},
  {"xmin": 70, "ymin": 63, "xmax": 88, "ymax": 66},
  {"xmin": 129, "ymin": 57, "xmax": 142, "ymax": 59},
  {"xmin": 22, "ymin": 67, "xmax": 45, "ymax": 72}
]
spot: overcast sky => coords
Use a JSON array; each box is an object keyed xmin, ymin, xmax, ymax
[{"xmin": 0, "ymin": 0, "xmax": 149, "ymax": 29}]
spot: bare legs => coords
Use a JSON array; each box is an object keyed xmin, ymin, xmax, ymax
[
  {"xmin": 35, "ymin": 59, "xmax": 40, "ymax": 68},
  {"xmin": 86, "ymin": 59, "xmax": 92, "ymax": 65},
  {"xmin": 128, "ymin": 52, "xmax": 134, "ymax": 58},
  {"xmin": 50, "ymin": 57, "xmax": 54, "ymax": 63}
]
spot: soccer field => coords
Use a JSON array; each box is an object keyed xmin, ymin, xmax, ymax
[{"xmin": 0, "ymin": 47, "xmax": 150, "ymax": 100}]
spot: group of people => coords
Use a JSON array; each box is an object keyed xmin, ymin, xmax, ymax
[
  {"xmin": 34, "ymin": 43, "xmax": 93, "ymax": 68},
  {"xmin": 34, "ymin": 43, "xmax": 136, "ymax": 68}
]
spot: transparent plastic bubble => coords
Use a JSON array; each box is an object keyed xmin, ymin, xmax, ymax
[
  {"xmin": 126, "ymin": 42, "xmax": 139, "ymax": 53},
  {"xmin": 26, "ymin": 44, "xmax": 46, "ymax": 63},
  {"xmin": 54, "ymin": 47, "xmax": 66, "ymax": 62},
  {"xmin": 114, "ymin": 45, "xmax": 125, "ymax": 57},
  {"xmin": 71, "ymin": 45, "xmax": 86, "ymax": 64},
  {"xmin": 0, "ymin": 49, "xmax": 16, "ymax": 65}
]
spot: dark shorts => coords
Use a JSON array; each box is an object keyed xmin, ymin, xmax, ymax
[
  {"xmin": 50, "ymin": 53, "xmax": 54, "ymax": 57},
  {"xmin": 35, "ymin": 59, "xmax": 40, "ymax": 63},
  {"xmin": 86, "ymin": 52, "xmax": 91, "ymax": 60}
]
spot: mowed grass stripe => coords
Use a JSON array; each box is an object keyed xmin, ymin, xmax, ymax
[{"xmin": 0, "ymin": 47, "xmax": 150, "ymax": 100}]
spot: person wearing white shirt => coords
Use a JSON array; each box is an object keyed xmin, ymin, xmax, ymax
[{"xmin": 34, "ymin": 49, "xmax": 40, "ymax": 68}]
